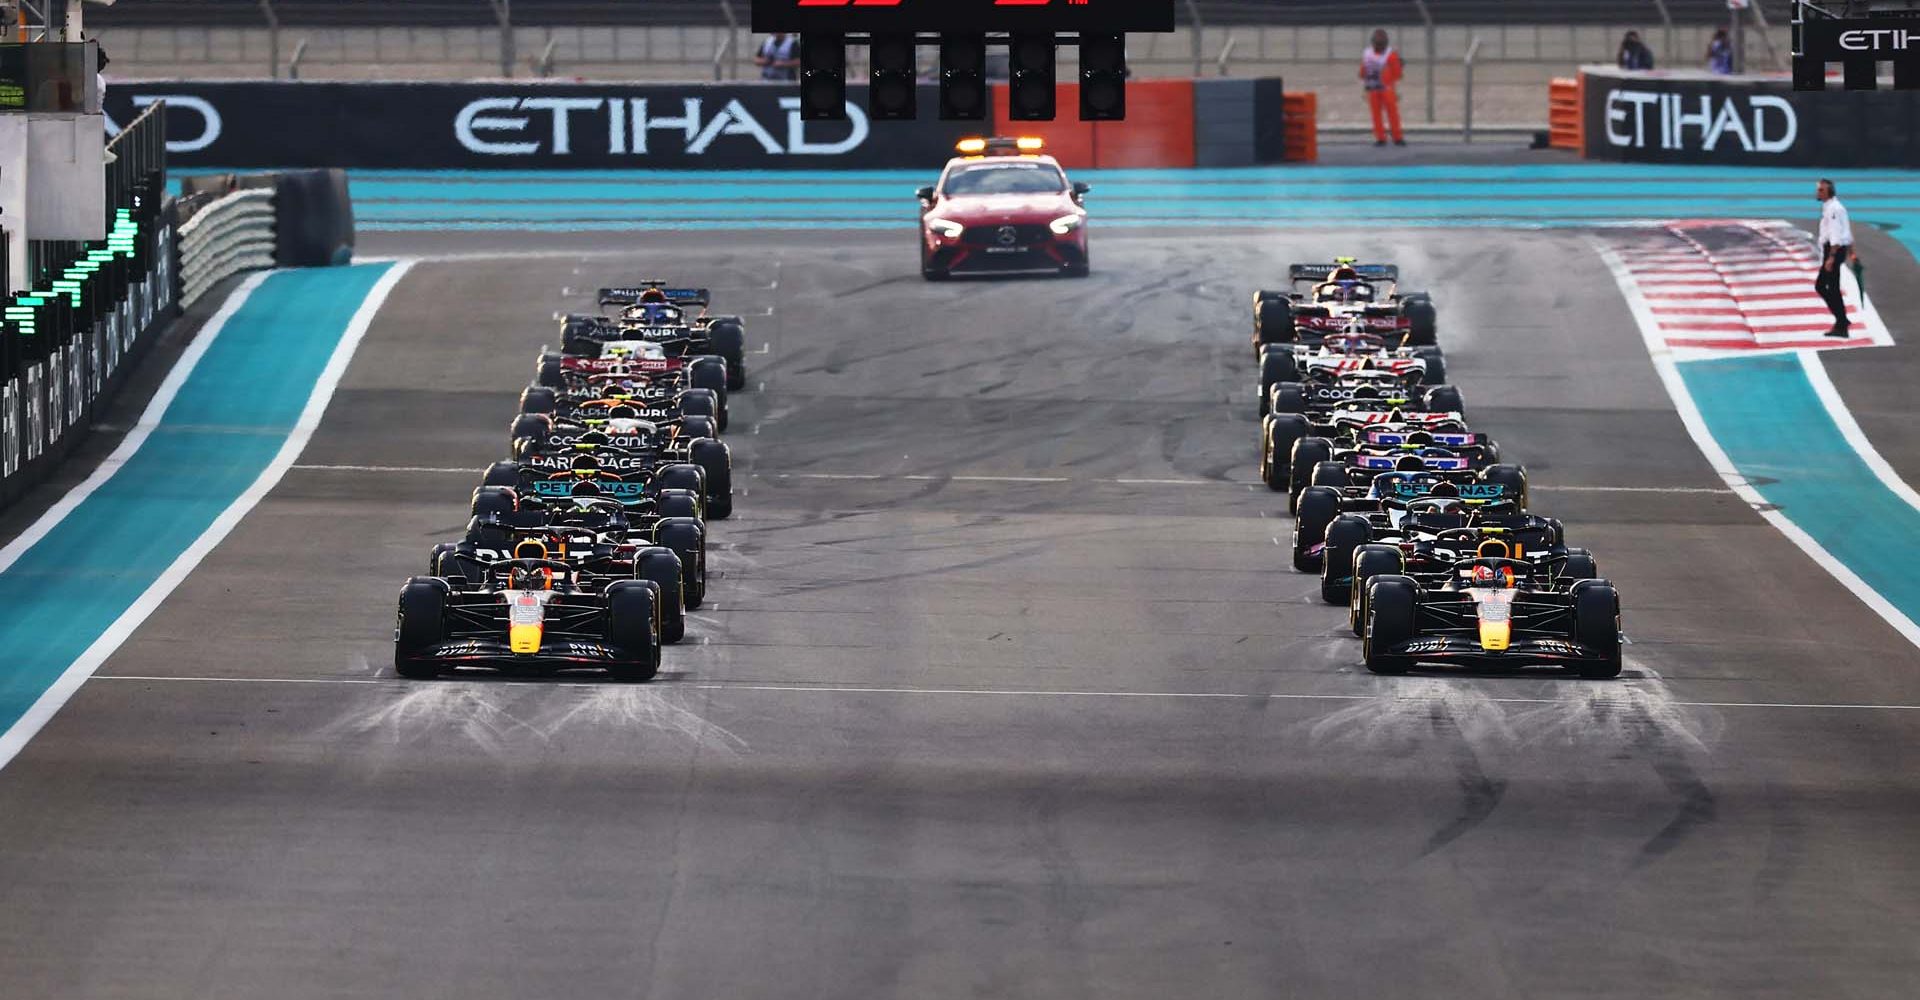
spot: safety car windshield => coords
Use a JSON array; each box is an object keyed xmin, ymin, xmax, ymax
[{"xmin": 943, "ymin": 162, "xmax": 1067, "ymax": 197}]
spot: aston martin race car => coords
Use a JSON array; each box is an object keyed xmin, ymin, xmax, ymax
[
  {"xmin": 394, "ymin": 547, "xmax": 664, "ymax": 682},
  {"xmin": 559, "ymin": 282, "xmax": 748, "ymax": 390},
  {"xmin": 1362, "ymin": 558, "xmax": 1622, "ymax": 679},
  {"xmin": 1251, "ymin": 259, "xmax": 1436, "ymax": 356}
]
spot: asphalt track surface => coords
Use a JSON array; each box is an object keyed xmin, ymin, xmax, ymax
[{"xmin": 3, "ymin": 227, "xmax": 1920, "ymax": 998}]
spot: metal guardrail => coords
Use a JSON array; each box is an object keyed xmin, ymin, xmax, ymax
[{"xmin": 178, "ymin": 190, "xmax": 276, "ymax": 308}]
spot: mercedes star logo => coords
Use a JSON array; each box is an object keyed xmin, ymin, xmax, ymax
[{"xmin": 997, "ymin": 225, "xmax": 1019, "ymax": 246}]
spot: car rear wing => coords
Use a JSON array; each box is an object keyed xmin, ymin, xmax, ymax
[
  {"xmin": 1384, "ymin": 480, "xmax": 1514, "ymax": 501},
  {"xmin": 1289, "ymin": 263, "xmax": 1399, "ymax": 284},
  {"xmin": 598, "ymin": 285, "xmax": 711, "ymax": 307},
  {"xmin": 561, "ymin": 356, "xmax": 688, "ymax": 374}
]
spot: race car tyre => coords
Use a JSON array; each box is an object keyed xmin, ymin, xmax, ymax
[
  {"xmin": 519, "ymin": 387, "xmax": 557, "ymax": 415},
  {"xmin": 536, "ymin": 349, "xmax": 564, "ymax": 372},
  {"xmin": 481, "ymin": 463, "xmax": 520, "ymax": 490},
  {"xmin": 1571, "ymin": 579, "xmax": 1623, "ymax": 679},
  {"xmin": 634, "ymin": 546, "xmax": 687, "ymax": 645},
  {"xmin": 1419, "ymin": 350, "xmax": 1447, "ymax": 386},
  {"xmin": 1269, "ymin": 382, "xmax": 1309, "ymax": 416},
  {"xmin": 509, "ymin": 414, "xmax": 552, "ymax": 451},
  {"xmin": 708, "ymin": 320, "xmax": 749, "ymax": 391},
  {"xmin": 1561, "ymin": 548, "xmax": 1598, "ymax": 586},
  {"xmin": 429, "ymin": 542, "xmax": 457, "ymax": 576},
  {"xmin": 473, "ymin": 484, "xmax": 519, "ymax": 517},
  {"xmin": 689, "ymin": 355, "xmax": 728, "ymax": 395},
  {"xmin": 1310, "ymin": 460, "xmax": 1349, "ymax": 492},
  {"xmin": 683, "ymin": 415, "xmax": 719, "ymax": 441},
  {"xmin": 435, "ymin": 546, "xmax": 481, "ymax": 589},
  {"xmin": 690, "ymin": 438, "xmax": 734, "ymax": 520},
  {"xmin": 1293, "ymin": 485, "xmax": 1341, "ymax": 573},
  {"xmin": 680, "ymin": 388, "xmax": 724, "ymax": 431},
  {"xmin": 1364, "ymin": 576, "xmax": 1419, "ymax": 675},
  {"xmin": 1319, "ymin": 514, "xmax": 1373, "ymax": 604},
  {"xmin": 1349, "ymin": 544, "xmax": 1406, "ymax": 637},
  {"xmin": 1263, "ymin": 413, "xmax": 1309, "ymax": 492},
  {"xmin": 656, "ymin": 517, "xmax": 707, "ymax": 609},
  {"xmin": 1481, "ymin": 464, "xmax": 1529, "ymax": 508},
  {"xmin": 394, "ymin": 578, "xmax": 449, "ymax": 679},
  {"xmin": 1258, "ymin": 348, "xmax": 1299, "ymax": 417},
  {"xmin": 1425, "ymin": 384, "xmax": 1465, "ymax": 415},
  {"xmin": 537, "ymin": 360, "xmax": 566, "ymax": 391},
  {"xmin": 605, "ymin": 580, "xmax": 663, "ymax": 682},
  {"xmin": 655, "ymin": 463, "xmax": 707, "ymax": 500},
  {"xmin": 1254, "ymin": 291, "xmax": 1295, "ymax": 353},
  {"xmin": 657, "ymin": 489, "xmax": 703, "ymax": 521},
  {"xmin": 1402, "ymin": 295, "xmax": 1438, "ymax": 346},
  {"xmin": 1287, "ymin": 437, "xmax": 1335, "ymax": 513}
]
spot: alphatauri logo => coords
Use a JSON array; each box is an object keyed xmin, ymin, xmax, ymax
[
  {"xmin": 454, "ymin": 96, "xmax": 870, "ymax": 157},
  {"xmin": 1604, "ymin": 89, "xmax": 1798, "ymax": 154}
]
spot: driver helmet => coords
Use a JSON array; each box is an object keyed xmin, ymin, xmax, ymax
[
  {"xmin": 1471, "ymin": 563, "xmax": 1515, "ymax": 588},
  {"xmin": 608, "ymin": 404, "xmax": 640, "ymax": 420},
  {"xmin": 510, "ymin": 539, "xmax": 554, "ymax": 590},
  {"xmin": 570, "ymin": 480, "xmax": 603, "ymax": 499},
  {"xmin": 638, "ymin": 287, "xmax": 669, "ymax": 304},
  {"xmin": 1331, "ymin": 265, "xmax": 1361, "ymax": 282},
  {"xmin": 570, "ymin": 454, "xmax": 602, "ymax": 475}
]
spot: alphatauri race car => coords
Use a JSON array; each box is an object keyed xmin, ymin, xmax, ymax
[{"xmin": 1251, "ymin": 259, "xmax": 1437, "ymax": 356}]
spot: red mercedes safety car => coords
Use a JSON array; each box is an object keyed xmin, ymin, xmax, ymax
[{"xmin": 917, "ymin": 137, "xmax": 1090, "ymax": 280}]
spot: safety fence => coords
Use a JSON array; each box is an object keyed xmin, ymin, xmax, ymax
[
  {"xmin": 177, "ymin": 188, "xmax": 276, "ymax": 308},
  {"xmin": 0, "ymin": 104, "xmax": 180, "ymax": 510}
]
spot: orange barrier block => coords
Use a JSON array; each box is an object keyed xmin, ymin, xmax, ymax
[
  {"xmin": 987, "ymin": 80, "xmax": 1196, "ymax": 169},
  {"xmin": 1549, "ymin": 76, "xmax": 1583, "ymax": 152},
  {"xmin": 1283, "ymin": 92, "xmax": 1318, "ymax": 163}
]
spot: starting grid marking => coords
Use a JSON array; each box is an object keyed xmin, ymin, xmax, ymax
[{"xmin": 1608, "ymin": 220, "xmax": 1893, "ymax": 358}]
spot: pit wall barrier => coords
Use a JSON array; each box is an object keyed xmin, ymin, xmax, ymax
[
  {"xmin": 1573, "ymin": 65, "xmax": 1920, "ymax": 167},
  {"xmin": 104, "ymin": 78, "xmax": 1293, "ymax": 171}
]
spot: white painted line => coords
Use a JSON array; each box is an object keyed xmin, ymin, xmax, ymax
[
  {"xmin": 1596, "ymin": 234, "xmax": 1920, "ymax": 652},
  {"xmin": 753, "ymin": 342, "xmax": 771, "ymax": 355},
  {"xmin": 292, "ymin": 464, "xmax": 478, "ymax": 474},
  {"xmin": 0, "ymin": 272, "xmax": 271, "ymax": 578},
  {"xmin": 85, "ymin": 673, "xmax": 1920, "ymax": 712},
  {"xmin": 1799, "ymin": 352, "xmax": 1920, "ymax": 513},
  {"xmin": 0, "ymin": 261, "xmax": 418, "ymax": 771},
  {"xmin": 759, "ymin": 472, "xmax": 1235, "ymax": 487},
  {"xmin": 1532, "ymin": 484, "xmax": 1730, "ymax": 495}
]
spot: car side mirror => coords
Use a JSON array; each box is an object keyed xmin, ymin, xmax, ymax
[
  {"xmin": 916, "ymin": 185, "xmax": 936, "ymax": 204},
  {"xmin": 1072, "ymin": 182, "xmax": 1091, "ymax": 199}
]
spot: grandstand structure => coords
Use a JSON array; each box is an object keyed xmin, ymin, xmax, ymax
[{"xmin": 91, "ymin": 1, "xmax": 1788, "ymax": 126}]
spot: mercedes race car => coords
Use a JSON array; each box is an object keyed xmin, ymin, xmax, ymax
[
  {"xmin": 918, "ymin": 136, "xmax": 1090, "ymax": 280},
  {"xmin": 1362, "ymin": 558, "xmax": 1622, "ymax": 679},
  {"xmin": 1251, "ymin": 259, "xmax": 1437, "ymax": 356},
  {"xmin": 559, "ymin": 282, "xmax": 748, "ymax": 390},
  {"xmin": 394, "ymin": 546, "xmax": 665, "ymax": 682},
  {"xmin": 488, "ymin": 431, "xmax": 733, "ymax": 520},
  {"xmin": 1290, "ymin": 471, "xmax": 1530, "ymax": 571}
]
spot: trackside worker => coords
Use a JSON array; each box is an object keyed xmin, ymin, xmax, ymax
[
  {"xmin": 1361, "ymin": 29, "xmax": 1405, "ymax": 147},
  {"xmin": 1815, "ymin": 178, "xmax": 1857, "ymax": 339}
]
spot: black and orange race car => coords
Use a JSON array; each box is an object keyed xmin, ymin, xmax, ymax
[{"xmin": 918, "ymin": 136, "xmax": 1090, "ymax": 280}]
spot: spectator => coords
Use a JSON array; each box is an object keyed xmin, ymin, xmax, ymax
[
  {"xmin": 1618, "ymin": 31, "xmax": 1655, "ymax": 71},
  {"xmin": 755, "ymin": 33, "xmax": 799, "ymax": 82},
  {"xmin": 1706, "ymin": 29, "xmax": 1734, "ymax": 74},
  {"xmin": 1359, "ymin": 29, "xmax": 1404, "ymax": 147},
  {"xmin": 1815, "ymin": 178, "xmax": 1857, "ymax": 338}
]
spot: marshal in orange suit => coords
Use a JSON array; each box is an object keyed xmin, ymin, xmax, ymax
[{"xmin": 1360, "ymin": 29, "xmax": 1405, "ymax": 146}]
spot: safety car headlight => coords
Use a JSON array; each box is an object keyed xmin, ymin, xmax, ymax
[
  {"xmin": 927, "ymin": 218, "xmax": 964, "ymax": 239},
  {"xmin": 1049, "ymin": 214, "xmax": 1084, "ymax": 235}
]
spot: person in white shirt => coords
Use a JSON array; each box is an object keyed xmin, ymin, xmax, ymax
[{"xmin": 1816, "ymin": 178, "xmax": 1857, "ymax": 338}]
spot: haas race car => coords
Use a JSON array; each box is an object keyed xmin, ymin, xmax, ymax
[
  {"xmin": 1252, "ymin": 258, "xmax": 1437, "ymax": 356},
  {"xmin": 557, "ymin": 282, "xmax": 749, "ymax": 391},
  {"xmin": 918, "ymin": 136, "xmax": 1090, "ymax": 280}
]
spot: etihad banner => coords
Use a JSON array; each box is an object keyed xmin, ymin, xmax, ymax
[
  {"xmin": 104, "ymin": 81, "xmax": 976, "ymax": 169},
  {"xmin": 1582, "ymin": 68, "xmax": 1920, "ymax": 166}
]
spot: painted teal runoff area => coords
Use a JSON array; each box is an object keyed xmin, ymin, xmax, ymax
[
  {"xmin": 0, "ymin": 263, "xmax": 393, "ymax": 732},
  {"xmin": 1680, "ymin": 353, "xmax": 1920, "ymax": 620}
]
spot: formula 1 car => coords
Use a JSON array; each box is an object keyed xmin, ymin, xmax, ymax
[
  {"xmin": 516, "ymin": 374, "xmax": 725, "ymax": 440},
  {"xmin": 1290, "ymin": 470, "xmax": 1530, "ymax": 571},
  {"xmin": 394, "ymin": 546, "xmax": 664, "ymax": 682},
  {"xmin": 559, "ymin": 283, "xmax": 748, "ymax": 390},
  {"xmin": 1251, "ymin": 259, "xmax": 1437, "ymax": 356},
  {"xmin": 1266, "ymin": 371, "xmax": 1465, "ymax": 424},
  {"xmin": 486, "ymin": 434, "xmax": 732, "ymax": 520},
  {"xmin": 1283, "ymin": 426, "xmax": 1507, "ymax": 501},
  {"xmin": 1256, "ymin": 332, "xmax": 1446, "ymax": 415},
  {"xmin": 1362, "ymin": 558, "xmax": 1622, "ymax": 679},
  {"xmin": 535, "ymin": 345, "xmax": 731, "ymax": 431},
  {"xmin": 918, "ymin": 136, "xmax": 1090, "ymax": 280},
  {"xmin": 1261, "ymin": 407, "xmax": 1493, "ymax": 495}
]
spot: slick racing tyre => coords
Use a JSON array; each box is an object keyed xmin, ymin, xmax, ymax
[
  {"xmin": 1258, "ymin": 347, "xmax": 1299, "ymax": 417},
  {"xmin": 634, "ymin": 546, "xmax": 687, "ymax": 645},
  {"xmin": 394, "ymin": 578, "xmax": 450, "ymax": 679},
  {"xmin": 1269, "ymin": 382, "xmax": 1309, "ymax": 417},
  {"xmin": 656, "ymin": 517, "xmax": 707, "ymax": 609},
  {"xmin": 708, "ymin": 319, "xmax": 748, "ymax": 392},
  {"xmin": 1349, "ymin": 543, "xmax": 1405, "ymax": 637},
  {"xmin": 690, "ymin": 438, "xmax": 734, "ymax": 520},
  {"xmin": 1293, "ymin": 486, "xmax": 1341, "ymax": 573},
  {"xmin": 605, "ymin": 580, "xmax": 663, "ymax": 682},
  {"xmin": 1560, "ymin": 548, "xmax": 1598, "ymax": 587},
  {"xmin": 1481, "ymin": 463, "xmax": 1529, "ymax": 509},
  {"xmin": 473, "ymin": 484, "xmax": 519, "ymax": 516},
  {"xmin": 1254, "ymin": 291, "xmax": 1295, "ymax": 355},
  {"xmin": 1416, "ymin": 348, "xmax": 1446, "ymax": 386},
  {"xmin": 1319, "ymin": 514, "xmax": 1373, "ymax": 605},
  {"xmin": 537, "ymin": 360, "xmax": 566, "ymax": 391},
  {"xmin": 481, "ymin": 463, "xmax": 521, "ymax": 490},
  {"xmin": 509, "ymin": 413, "xmax": 552, "ymax": 451},
  {"xmin": 1363, "ymin": 576, "xmax": 1419, "ymax": 675},
  {"xmin": 655, "ymin": 463, "xmax": 707, "ymax": 500},
  {"xmin": 1401, "ymin": 294, "xmax": 1437, "ymax": 346},
  {"xmin": 1571, "ymin": 579, "xmax": 1623, "ymax": 679},
  {"xmin": 683, "ymin": 415, "xmax": 719, "ymax": 441},
  {"xmin": 680, "ymin": 388, "xmax": 725, "ymax": 433},
  {"xmin": 1287, "ymin": 437, "xmax": 1335, "ymax": 513},
  {"xmin": 1310, "ymin": 460, "xmax": 1349, "ymax": 493},
  {"xmin": 1262, "ymin": 413, "xmax": 1308, "ymax": 492},
  {"xmin": 1424, "ymin": 384, "xmax": 1464, "ymax": 415},
  {"xmin": 519, "ymin": 387, "xmax": 557, "ymax": 415},
  {"xmin": 656, "ymin": 488, "xmax": 703, "ymax": 521}
]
